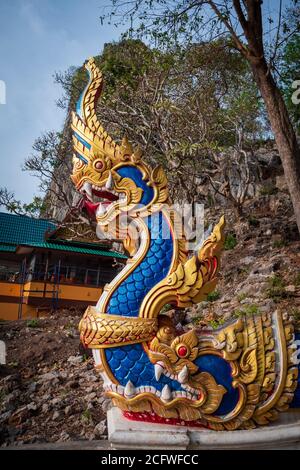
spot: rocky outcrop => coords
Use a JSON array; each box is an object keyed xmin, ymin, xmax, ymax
[
  {"xmin": 184, "ymin": 189, "xmax": 300, "ymax": 330},
  {"xmin": 0, "ymin": 310, "xmax": 108, "ymax": 446}
]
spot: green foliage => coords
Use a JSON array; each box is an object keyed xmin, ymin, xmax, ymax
[
  {"xmin": 248, "ymin": 216, "xmax": 259, "ymax": 228},
  {"xmin": 26, "ymin": 319, "xmax": 39, "ymax": 328},
  {"xmin": 160, "ymin": 304, "xmax": 172, "ymax": 314},
  {"xmin": 0, "ymin": 189, "xmax": 46, "ymax": 218},
  {"xmin": 281, "ymin": 33, "xmax": 300, "ymax": 132},
  {"xmin": 268, "ymin": 274, "xmax": 285, "ymax": 288},
  {"xmin": 192, "ymin": 314, "xmax": 204, "ymax": 325},
  {"xmin": 81, "ymin": 409, "xmax": 92, "ymax": 422},
  {"xmin": 206, "ymin": 290, "xmax": 221, "ymax": 302},
  {"xmin": 0, "ymin": 389, "xmax": 6, "ymax": 403},
  {"xmin": 265, "ymin": 274, "xmax": 287, "ymax": 302},
  {"xmin": 209, "ymin": 318, "xmax": 225, "ymax": 330},
  {"xmin": 206, "ymin": 194, "xmax": 214, "ymax": 208},
  {"xmin": 294, "ymin": 273, "xmax": 300, "ymax": 286},
  {"xmin": 233, "ymin": 304, "xmax": 260, "ymax": 317},
  {"xmin": 8, "ymin": 361, "xmax": 19, "ymax": 368},
  {"xmin": 289, "ymin": 307, "xmax": 300, "ymax": 321},
  {"xmin": 259, "ymin": 184, "xmax": 277, "ymax": 196},
  {"xmin": 99, "ymin": 39, "xmax": 157, "ymax": 95},
  {"xmin": 224, "ymin": 233, "xmax": 237, "ymax": 250},
  {"xmin": 237, "ymin": 293, "xmax": 247, "ymax": 302},
  {"xmin": 272, "ymin": 239, "xmax": 287, "ymax": 249}
]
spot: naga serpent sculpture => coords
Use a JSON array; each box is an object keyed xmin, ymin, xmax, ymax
[{"xmin": 71, "ymin": 58, "xmax": 300, "ymax": 430}]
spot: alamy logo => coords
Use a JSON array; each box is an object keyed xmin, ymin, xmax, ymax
[
  {"xmin": 0, "ymin": 80, "xmax": 6, "ymax": 104},
  {"xmin": 292, "ymin": 80, "xmax": 300, "ymax": 105},
  {"xmin": 0, "ymin": 340, "xmax": 6, "ymax": 364},
  {"xmin": 291, "ymin": 340, "xmax": 300, "ymax": 366}
]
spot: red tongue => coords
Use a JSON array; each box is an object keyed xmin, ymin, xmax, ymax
[
  {"xmin": 81, "ymin": 199, "xmax": 99, "ymax": 217},
  {"xmin": 92, "ymin": 188, "xmax": 118, "ymax": 201}
]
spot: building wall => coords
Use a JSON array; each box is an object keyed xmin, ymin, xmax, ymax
[
  {"xmin": 0, "ymin": 302, "xmax": 36, "ymax": 320},
  {"xmin": 0, "ymin": 281, "xmax": 103, "ymax": 320}
]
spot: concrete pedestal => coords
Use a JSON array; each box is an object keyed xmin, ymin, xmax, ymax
[{"xmin": 108, "ymin": 407, "xmax": 300, "ymax": 450}]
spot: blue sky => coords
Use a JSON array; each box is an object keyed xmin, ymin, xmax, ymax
[{"xmin": 0, "ymin": 0, "xmax": 127, "ymax": 205}]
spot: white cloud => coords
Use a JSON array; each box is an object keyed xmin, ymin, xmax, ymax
[{"xmin": 19, "ymin": 0, "xmax": 45, "ymax": 36}]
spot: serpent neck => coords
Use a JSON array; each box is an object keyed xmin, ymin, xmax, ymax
[{"xmin": 97, "ymin": 211, "xmax": 174, "ymax": 317}]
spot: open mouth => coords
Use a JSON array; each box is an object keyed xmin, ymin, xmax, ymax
[
  {"xmin": 78, "ymin": 179, "xmax": 126, "ymax": 218},
  {"xmin": 92, "ymin": 350, "xmax": 200, "ymax": 403},
  {"xmin": 104, "ymin": 382, "xmax": 199, "ymax": 401}
]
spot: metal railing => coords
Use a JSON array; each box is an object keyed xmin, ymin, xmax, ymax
[
  {"xmin": 31, "ymin": 263, "xmax": 115, "ymax": 287},
  {"xmin": 0, "ymin": 270, "xmax": 22, "ymax": 283}
]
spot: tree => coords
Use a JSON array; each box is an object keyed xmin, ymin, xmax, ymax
[
  {"xmin": 56, "ymin": 39, "xmax": 262, "ymax": 205},
  {"xmin": 0, "ymin": 38, "xmax": 263, "ymax": 222},
  {"xmin": 102, "ymin": 0, "xmax": 300, "ymax": 234},
  {"xmin": 0, "ymin": 189, "xmax": 45, "ymax": 218}
]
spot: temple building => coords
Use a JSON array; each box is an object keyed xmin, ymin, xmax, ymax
[{"xmin": 0, "ymin": 212, "xmax": 126, "ymax": 320}]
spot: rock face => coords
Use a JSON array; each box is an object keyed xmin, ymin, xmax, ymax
[
  {"xmin": 0, "ymin": 309, "xmax": 107, "ymax": 446},
  {"xmin": 183, "ymin": 188, "xmax": 300, "ymax": 331}
]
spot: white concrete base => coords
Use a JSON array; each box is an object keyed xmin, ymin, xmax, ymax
[{"xmin": 108, "ymin": 407, "xmax": 300, "ymax": 450}]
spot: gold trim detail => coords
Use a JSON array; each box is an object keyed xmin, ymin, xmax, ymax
[
  {"xmin": 79, "ymin": 306, "xmax": 158, "ymax": 348},
  {"xmin": 140, "ymin": 216, "xmax": 225, "ymax": 319},
  {"xmin": 106, "ymin": 311, "xmax": 298, "ymax": 429}
]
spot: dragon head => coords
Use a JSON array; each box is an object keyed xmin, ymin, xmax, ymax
[{"xmin": 71, "ymin": 58, "xmax": 168, "ymax": 245}]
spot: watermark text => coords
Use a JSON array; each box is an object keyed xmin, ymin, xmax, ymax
[{"xmin": 0, "ymin": 80, "xmax": 6, "ymax": 105}]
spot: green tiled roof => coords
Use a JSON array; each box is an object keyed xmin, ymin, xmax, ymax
[
  {"xmin": 19, "ymin": 242, "xmax": 127, "ymax": 258},
  {"xmin": 0, "ymin": 244, "xmax": 16, "ymax": 252},
  {"xmin": 0, "ymin": 212, "xmax": 55, "ymax": 246},
  {"xmin": 0, "ymin": 212, "xmax": 127, "ymax": 259}
]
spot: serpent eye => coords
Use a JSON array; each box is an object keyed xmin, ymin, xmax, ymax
[
  {"xmin": 94, "ymin": 159, "xmax": 105, "ymax": 171},
  {"xmin": 175, "ymin": 344, "xmax": 190, "ymax": 358}
]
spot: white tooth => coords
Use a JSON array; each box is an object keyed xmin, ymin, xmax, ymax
[
  {"xmin": 161, "ymin": 385, "xmax": 172, "ymax": 402},
  {"xmin": 124, "ymin": 380, "xmax": 135, "ymax": 398},
  {"xmin": 117, "ymin": 385, "xmax": 124, "ymax": 395},
  {"xmin": 154, "ymin": 363, "xmax": 164, "ymax": 381},
  {"xmin": 178, "ymin": 365, "xmax": 189, "ymax": 384},
  {"xmin": 105, "ymin": 171, "xmax": 114, "ymax": 190},
  {"xmin": 92, "ymin": 349, "xmax": 101, "ymax": 366},
  {"xmin": 111, "ymin": 384, "xmax": 117, "ymax": 392},
  {"xmin": 96, "ymin": 204, "xmax": 106, "ymax": 216},
  {"xmin": 155, "ymin": 390, "xmax": 161, "ymax": 397},
  {"xmin": 82, "ymin": 181, "xmax": 92, "ymax": 197}
]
